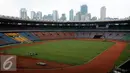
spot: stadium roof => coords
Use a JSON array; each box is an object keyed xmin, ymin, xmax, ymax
[{"xmin": 0, "ymin": 15, "xmax": 130, "ymax": 24}]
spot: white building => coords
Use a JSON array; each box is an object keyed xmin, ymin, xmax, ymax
[
  {"xmin": 20, "ymin": 8, "xmax": 27, "ymax": 19},
  {"xmin": 85, "ymin": 13, "xmax": 91, "ymax": 21},
  {"xmin": 53, "ymin": 10, "xmax": 59, "ymax": 21},
  {"xmin": 43, "ymin": 15, "xmax": 48, "ymax": 20},
  {"xmin": 81, "ymin": 15, "xmax": 85, "ymax": 21},
  {"xmin": 100, "ymin": 6, "xmax": 106, "ymax": 20},
  {"xmin": 69, "ymin": 9, "xmax": 74, "ymax": 21},
  {"xmin": 60, "ymin": 14, "xmax": 66, "ymax": 21},
  {"xmin": 37, "ymin": 11, "xmax": 42, "ymax": 20},
  {"xmin": 31, "ymin": 11, "xmax": 37, "ymax": 20},
  {"xmin": 47, "ymin": 14, "xmax": 53, "ymax": 20},
  {"xmin": 74, "ymin": 12, "xmax": 81, "ymax": 21}
]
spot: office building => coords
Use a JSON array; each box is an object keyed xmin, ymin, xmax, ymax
[
  {"xmin": 37, "ymin": 11, "xmax": 42, "ymax": 20},
  {"xmin": 100, "ymin": 6, "xmax": 106, "ymax": 20},
  {"xmin": 80, "ymin": 5, "xmax": 88, "ymax": 15},
  {"xmin": 20, "ymin": 8, "xmax": 27, "ymax": 19},
  {"xmin": 53, "ymin": 10, "xmax": 59, "ymax": 21},
  {"xmin": 69, "ymin": 9, "xmax": 74, "ymax": 21}
]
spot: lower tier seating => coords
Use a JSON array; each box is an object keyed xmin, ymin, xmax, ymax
[{"xmin": 0, "ymin": 32, "xmax": 130, "ymax": 46}]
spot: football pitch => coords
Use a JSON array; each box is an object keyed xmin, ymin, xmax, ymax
[{"xmin": 4, "ymin": 40, "xmax": 115, "ymax": 65}]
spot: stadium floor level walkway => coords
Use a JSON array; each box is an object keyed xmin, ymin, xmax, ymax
[{"xmin": 0, "ymin": 40, "xmax": 127, "ymax": 73}]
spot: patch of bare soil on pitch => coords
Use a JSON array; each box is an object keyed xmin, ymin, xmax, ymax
[
  {"xmin": 127, "ymin": 50, "xmax": 130, "ymax": 52},
  {"xmin": 0, "ymin": 53, "xmax": 71, "ymax": 69},
  {"xmin": 17, "ymin": 56, "xmax": 71, "ymax": 69}
]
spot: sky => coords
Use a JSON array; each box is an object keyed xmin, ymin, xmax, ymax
[{"xmin": 0, "ymin": 0, "xmax": 129, "ymax": 19}]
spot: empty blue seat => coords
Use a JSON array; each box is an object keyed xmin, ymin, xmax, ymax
[
  {"xmin": 20, "ymin": 32, "xmax": 40, "ymax": 41},
  {"xmin": 0, "ymin": 33, "xmax": 19, "ymax": 44}
]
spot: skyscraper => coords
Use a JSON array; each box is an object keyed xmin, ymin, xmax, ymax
[
  {"xmin": 80, "ymin": 5, "xmax": 88, "ymax": 15},
  {"xmin": 47, "ymin": 14, "xmax": 53, "ymax": 20},
  {"xmin": 69, "ymin": 9, "xmax": 74, "ymax": 21},
  {"xmin": 74, "ymin": 12, "xmax": 81, "ymax": 21},
  {"xmin": 31, "ymin": 11, "xmax": 37, "ymax": 19},
  {"xmin": 100, "ymin": 6, "xmax": 106, "ymax": 20},
  {"xmin": 85, "ymin": 13, "xmax": 91, "ymax": 21},
  {"xmin": 43, "ymin": 15, "xmax": 48, "ymax": 20},
  {"xmin": 20, "ymin": 8, "xmax": 27, "ymax": 19},
  {"xmin": 81, "ymin": 15, "xmax": 85, "ymax": 21},
  {"xmin": 60, "ymin": 13, "xmax": 66, "ymax": 21},
  {"xmin": 81, "ymin": 13, "xmax": 91, "ymax": 21},
  {"xmin": 53, "ymin": 10, "xmax": 59, "ymax": 21},
  {"xmin": 37, "ymin": 11, "xmax": 42, "ymax": 20}
]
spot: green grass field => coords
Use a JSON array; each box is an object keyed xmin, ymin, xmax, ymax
[
  {"xmin": 115, "ymin": 43, "xmax": 130, "ymax": 66},
  {"xmin": 4, "ymin": 40, "xmax": 114, "ymax": 65}
]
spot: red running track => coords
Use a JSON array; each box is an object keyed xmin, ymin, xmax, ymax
[{"xmin": 0, "ymin": 41, "xmax": 127, "ymax": 73}]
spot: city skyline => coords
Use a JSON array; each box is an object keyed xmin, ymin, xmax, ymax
[
  {"xmin": 20, "ymin": 5, "xmax": 130, "ymax": 21},
  {"xmin": 0, "ymin": 0, "xmax": 130, "ymax": 19}
]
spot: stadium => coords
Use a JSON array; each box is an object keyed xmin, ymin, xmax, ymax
[{"xmin": 0, "ymin": 16, "xmax": 130, "ymax": 73}]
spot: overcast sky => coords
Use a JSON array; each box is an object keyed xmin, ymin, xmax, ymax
[{"xmin": 0, "ymin": 0, "xmax": 129, "ymax": 19}]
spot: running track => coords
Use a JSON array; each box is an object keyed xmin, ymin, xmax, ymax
[{"xmin": 0, "ymin": 40, "xmax": 127, "ymax": 73}]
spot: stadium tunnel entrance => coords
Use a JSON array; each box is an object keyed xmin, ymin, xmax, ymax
[{"xmin": 93, "ymin": 35, "xmax": 103, "ymax": 39}]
